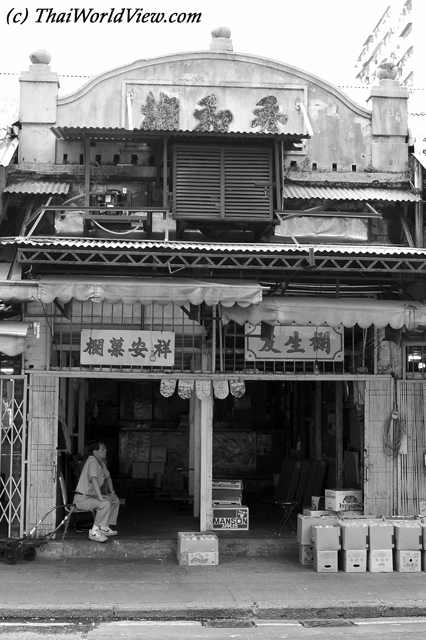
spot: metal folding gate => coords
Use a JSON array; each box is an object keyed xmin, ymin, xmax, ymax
[{"xmin": 0, "ymin": 376, "xmax": 27, "ymax": 537}]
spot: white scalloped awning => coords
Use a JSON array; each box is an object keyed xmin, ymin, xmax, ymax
[
  {"xmin": 0, "ymin": 281, "xmax": 38, "ymax": 303},
  {"xmin": 38, "ymin": 277, "xmax": 262, "ymax": 308},
  {"xmin": 222, "ymin": 297, "xmax": 426, "ymax": 330},
  {"xmin": 0, "ymin": 322, "xmax": 32, "ymax": 356}
]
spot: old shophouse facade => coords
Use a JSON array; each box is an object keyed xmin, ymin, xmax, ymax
[{"xmin": 1, "ymin": 29, "xmax": 426, "ymax": 538}]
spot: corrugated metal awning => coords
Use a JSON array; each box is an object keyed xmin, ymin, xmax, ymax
[
  {"xmin": 0, "ymin": 322, "xmax": 31, "ymax": 356},
  {"xmin": 413, "ymin": 152, "xmax": 426, "ymax": 171},
  {"xmin": 37, "ymin": 277, "xmax": 262, "ymax": 307},
  {"xmin": 222, "ymin": 297, "xmax": 426, "ymax": 330},
  {"xmin": 283, "ymin": 185, "xmax": 419, "ymax": 202},
  {"xmin": 5, "ymin": 236, "xmax": 426, "ymax": 257},
  {"xmin": 51, "ymin": 126, "xmax": 307, "ymax": 141},
  {"xmin": 4, "ymin": 181, "xmax": 70, "ymax": 195},
  {"xmin": 0, "ymin": 137, "xmax": 19, "ymax": 168}
]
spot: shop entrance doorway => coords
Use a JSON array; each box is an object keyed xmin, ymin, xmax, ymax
[{"xmin": 56, "ymin": 376, "xmax": 364, "ymax": 538}]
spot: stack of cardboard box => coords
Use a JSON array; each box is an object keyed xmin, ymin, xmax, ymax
[
  {"xmin": 311, "ymin": 523, "xmax": 341, "ymax": 572},
  {"xmin": 392, "ymin": 521, "xmax": 422, "ymax": 572},
  {"xmin": 297, "ymin": 513, "xmax": 338, "ymax": 565},
  {"xmin": 339, "ymin": 521, "xmax": 368, "ymax": 572},
  {"xmin": 211, "ymin": 480, "xmax": 249, "ymax": 531},
  {"xmin": 368, "ymin": 522, "xmax": 394, "ymax": 572}
]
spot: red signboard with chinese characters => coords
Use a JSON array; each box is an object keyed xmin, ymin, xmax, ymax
[
  {"xmin": 245, "ymin": 325, "xmax": 344, "ymax": 361},
  {"xmin": 80, "ymin": 330, "xmax": 175, "ymax": 366}
]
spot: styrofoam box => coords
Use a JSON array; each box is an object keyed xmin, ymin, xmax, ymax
[
  {"xmin": 213, "ymin": 479, "xmax": 243, "ymax": 489},
  {"xmin": 313, "ymin": 550, "xmax": 338, "ymax": 573},
  {"xmin": 368, "ymin": 549, "xmax": 393, "ymax": 572},
  {"xmin": 178, "ymin": 551, "xmax": 219, "ymax": 566},
  {"xmin": 132, "ymin": 461, "xmax": 149, "ymax": 479},
  {"xmin": 150, "ymin": 446, "xmax": 167, "ymax": 462},
  {"xmin": 341, "ymin": 550, "xmax": 367, "ymax": 573},
  {"xmin": 394, "ymin": 550, "xmax": 421, "ymax": 572},
  {"xmin": 297, "ymin": 514, "xmax": 338, "ymax": 545},
  {"xmin": 177, "ymin": 532, "xmax": 219, "ymax": 556},
  {"xmin": 340, "ymin": 523, "xmax": 368, "ymax": 550},
  {"xmin": 303, "ymin": 510, "xmax": 335, "ymax": 517},
  {"xmin": 325, "ymin": 489, "xmax": 363, "ymax": 512},
  {"xmin": 299, "ymin": 544, "xmax": 314, "ymax": 566},
  {"xmin": 311, "ymin": 524, "xmax": 341, "ymax": 551},
  {"xmin": 369, "ymin": 523, "xmax": 394, "ymax": 550},
  {"xmin": 393, "ymin": 523, "xmax": 422, "ymax": 550}
]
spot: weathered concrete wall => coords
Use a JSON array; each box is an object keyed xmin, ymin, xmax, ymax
[{"xmin": 54, "ymin": 52, "xmax": 373, "ymax": 172}]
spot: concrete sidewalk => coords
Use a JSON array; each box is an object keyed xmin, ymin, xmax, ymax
[{"xmin": 2, "ymin": 554, "xmax": 426, "ymax": 621}]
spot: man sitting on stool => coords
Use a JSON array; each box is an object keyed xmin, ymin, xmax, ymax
[{"xmin": 73, "ymin": 440, "xmax": 119, "ymax": 543}]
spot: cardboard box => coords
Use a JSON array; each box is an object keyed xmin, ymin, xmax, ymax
[
  {"xmin": 132, "ymin": 462, "xmax": 149, "ymax": 479},
  {"xmin": 212, "ymin": 506, "xmax": 249, "ymax": 530},
  {"xmin": 394, "ymin": 549, "xmax": 421, "ymax": 572},
  {"xmin": 368, "ymin": 549, "xmax": 393, "ymax": 572},
  {"xmin": 212, "ymin": 488, "xmax": 242, "ymax": 501},
  {"xmin": 297, "ymin": 514, "xmax": 338, "ymax": 545},
  {"xmin": 325, "ymin": 489, "xmax": 363, "ymax": 512},
  {"xmin": 162, "ymin": 474, "xmax": 184, "ymax": 490},
  {"xmin": 311, "ymin": 524, "xmax": 341, "ymax": 551},
  {"xmin": 311, "ymin": 496, "xmax": 325, "ymax": 510},
  {"xmin": 148, "ymin": 462, "xmax": 166, "ymax": 478},
  {"xmin": 212, "ymin": 499, "xmax": 242, "ymax": 506},
  {"xmin": 340, "ymin": 523, "xmax": 368, "ymax": 550},
  {"xmin": 393, "ymin": 523, "xmax": 422, "ymax": 550},
  {"xmin": 313, "ymin": 550, "xmax": 338, "ymax": 573},
  {"xmin": 213, "ymin": 479, "xmax": 243, "ymax": 489},
  {"xmin": 369, "ymin": 523, "xmax": 394, "ymax": 550},
  {"xmin": 167, "ymin": 452, "xmax": 182, "ymax": 467},
  {"xmin": 150, "ymin": 446, "xmax": 167, "ymax": 462},
  {"xmin": 178, "ymin": 551, "xmax": 219, "ymax": 566},
  {"xmin": 341, "ymin": 549, "xmax": 367, "ymax": 572},
  {"xmin": 299, "ymin": 544, "xmax": 314, "ymax": 566}
]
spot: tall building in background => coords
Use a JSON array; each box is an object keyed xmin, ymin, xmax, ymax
[{"xmin": 354, "ymin": 0, "xmax": 425, "ymax": 154}]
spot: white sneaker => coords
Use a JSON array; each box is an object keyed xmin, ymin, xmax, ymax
[
  {"xmin": 88, "ymin": 528, "xmax": 108, "ymax": 543},
  {"xmin": 100, "ymin": 526, "xmax": 118, "ymax": 537}
]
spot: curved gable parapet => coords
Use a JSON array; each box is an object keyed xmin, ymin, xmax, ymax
[{"xmin": 57, "ymin": 51, "xmax": 372, "ymax": 120}]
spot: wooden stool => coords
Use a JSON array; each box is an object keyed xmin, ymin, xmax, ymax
[{"xmin": 275, "ymin": 501, "xmax": 298, "ymax": 535}]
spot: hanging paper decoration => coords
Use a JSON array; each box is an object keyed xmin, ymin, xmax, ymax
[
  {"xmin": 213, "ymin": 380, "xmax": 229, "ymax": 400},
  {"xmin": 160, "ymin": 379, "xmax": 177, "ymax": 398},
  {"xmin": 229, "ymin": 380, "xmax": 246, "ymax": 398},
  {"xmin": 178, "ymin": 379, "xmax": 194, "ymax": 399},
  {"xmin": 195, "ymin": 379, "xmax": 211, "ymax": 399}
]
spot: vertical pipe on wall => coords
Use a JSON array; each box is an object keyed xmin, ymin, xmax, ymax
[
  {"xmin": 84, "ymin": 135, "xmax": 91, "ymax": 208},
  {"xmin": 414, "ymin": 160, "xmax": 424, "ymax": 248}
]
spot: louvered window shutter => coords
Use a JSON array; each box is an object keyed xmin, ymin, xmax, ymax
[
  {"xmin": 224, "ymin": 147, "xmax": 273, "ymax": 220},
  {"xmin": 173, "ymin": 145, "xmax": 273, "ymax": 221}
]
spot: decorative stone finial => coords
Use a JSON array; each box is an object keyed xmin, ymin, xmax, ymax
[
  {"xmin": 210, "ymin": 26, "xmax": 233, "ymax": 52},
  {"xmin": 376, "ymin": 59, "xmax": 398, "ymax": 81},
  {"xmin": 212, "ymin": 26, "xmax": 231, "ymax": 39},
  {"xmin": 29, "ymin": 49, "xmax": 51, "ymax": 65}
]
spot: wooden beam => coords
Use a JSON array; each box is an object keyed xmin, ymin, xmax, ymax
[
  {"xmin": 191, "ymin": 392, "xmax": 201, "ymax": 518},
  {"xmin": 336, "ymin": 381, "xmax": 344, "ymax": 488},
  {"xmin": 314, "ymin": 381, "xmax": 322, "ymax": 460},
  {"xmin": 398, "ymin": 208, "xmax": 415, "ymax": 248},
  {"xmin": 199, "ymin": 393, "xmax": 213, "ymax": 531},
  {"xmin": 84, "ymin": 135, "xmax": 91, "ymax": 208},
  {"xmin": 78, "ymin": 379, "xmax": 86, "ymax": 456}
]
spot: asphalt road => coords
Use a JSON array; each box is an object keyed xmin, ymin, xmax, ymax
[{"xmin": 2, "ymin": 618, "xmax": 426, "ymax": 639}]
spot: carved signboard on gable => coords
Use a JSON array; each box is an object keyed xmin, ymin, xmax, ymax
[{"xmin": 125, "ymin": 82, "xmax": 307, "ymax": 135}]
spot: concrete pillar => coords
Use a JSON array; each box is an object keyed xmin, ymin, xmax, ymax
[
  {"xmin": 367, "ymin": 79, "xmax": 409, "ymax": 173},
  {"xmin": 19, "ymin": 49, "xmax": 59, "ymax": 164}
]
